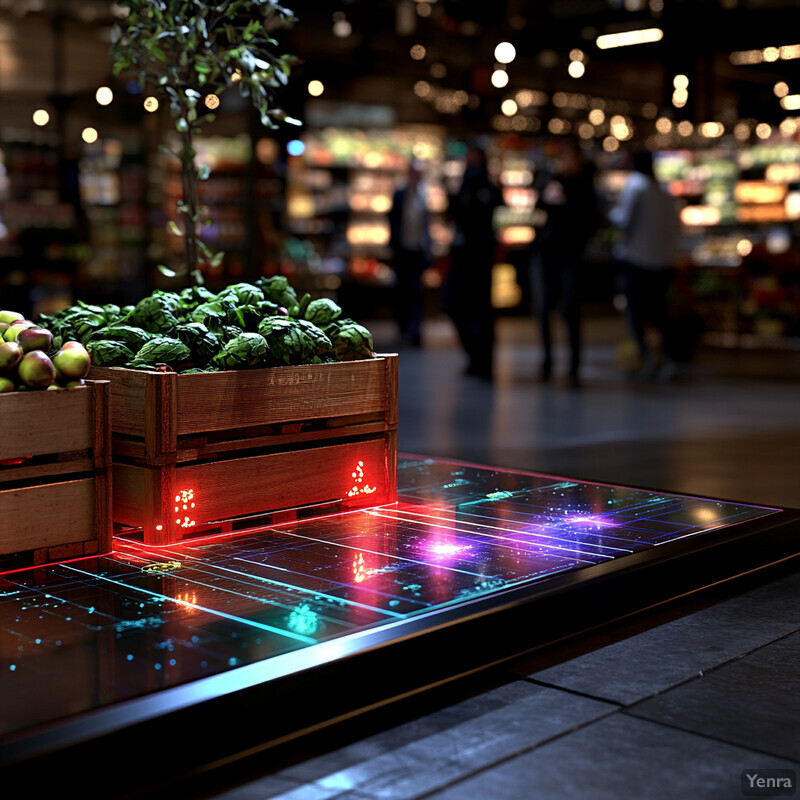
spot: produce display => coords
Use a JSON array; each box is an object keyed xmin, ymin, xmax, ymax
[
  {"xmin": 0, "ymin": 310, "xmax": 91, "ymax": 393},
  {"xmin": 37, "ymin": 277, "xmax": 375, "ymax": 373}
]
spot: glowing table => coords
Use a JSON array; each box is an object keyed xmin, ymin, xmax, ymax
[{"xmin": 1, "ymin": 456, "xmax": 798, "ymax": 793}]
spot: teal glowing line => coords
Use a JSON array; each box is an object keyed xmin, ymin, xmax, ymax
[
  {"xmin": 61, "ymin": 565, "xmax": 317, "ymax": 645},
  {"xmin": 230, "ymin": 560, "xmax": 408, "ymax": 618},
  {"xmin": 112, "ymin": 545, "xmax": 409, "ymax": 619}
]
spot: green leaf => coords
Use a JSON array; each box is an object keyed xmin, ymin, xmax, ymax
[
  {"xmin": 191, "ymin": 270, "xmax": 205, "ymax": 286},
  {"xmin": 158, "ymin": 264, "xmax": 178, "ymax": 278},
  {"xmin": 197, "ymin": 164, "xmax": 210, "ymax": 180},
  {"xmin": 176, "ymin": 117, "xmax": 188, "ymax": 132},
  {"xmin": 167, "ymin": 220, "xmax": 184, "ymax": 236}
]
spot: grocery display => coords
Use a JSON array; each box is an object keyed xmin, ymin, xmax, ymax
[{"xmin": 39, "ymin": 276, "xmax": 375, "ymax": 373}]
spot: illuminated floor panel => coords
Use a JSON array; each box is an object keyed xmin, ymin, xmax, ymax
[{"xmin": 0, "ymin": 456, "xmax": 783, "ymax": 745}]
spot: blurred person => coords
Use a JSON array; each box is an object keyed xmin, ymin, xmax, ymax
[
  {"xmin": 609, "ymin": 148, "xmax": 681, "ymax": 380},
  {"xmin": 530, "ymin": 138, "xmax": 598, "ymax": 387},
  {"xmin": 388, "ymin": 159, "xmax": 431, "ymax": 347},
  {"xmin": 444, "ymin": 146, "xmax": 503, "ymax": 380}
]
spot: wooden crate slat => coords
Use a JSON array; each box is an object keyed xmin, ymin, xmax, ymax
[
  {"xmin": 174, "ymin": 358, "xmax": 389, "ymax": 434},
  {"xmin": 174, "ymin": 438, "xmax": 389, "ymax": 524},
  {"xmin": 0, "ymin": 479, "xmax": 96, "ymax": 556},
  {"xmin": 0, "ymin": 387, "xmax": 93, "ymax": 460},
  {"xmin": 0, "ymin": 457, "xmax": 94, "ymax": 485}
]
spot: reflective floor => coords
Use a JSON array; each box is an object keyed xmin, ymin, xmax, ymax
[{"xmin": 0, "ymin": 454, "xmax": 778, "ymax": 741}]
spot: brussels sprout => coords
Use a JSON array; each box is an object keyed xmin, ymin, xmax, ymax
[
  {"xmin": 129, "ymin": 295, "xmax": 181, "ymax": 335},
  {"xmin": 66, "ymin": 310, "xmax": 108, "ymax": 344},
  {"xmin": 219, "ymin": 324, "xmax": 243, "ymax": 342},
  {"xmin": 190, "ymin": 302, "xmax": 225, "ymax": 331},
  {"xmin": 130, "ymin": 336, "xmax": 191, "ymax": 368},
  {"xmin": 304, "ymin": 298, "xmax": 342, "ymax": 328},
  {"xmin": 175, "ymin": 322, "xmax": 221, "ymax": 365},
  {"xmin": 102, "ymin": 303, "xmax": 122, "ymax": 322},
  {"xmin": 256, "ymin": 275, "xmax": 298, "ymax": 309},
  {"xmin": 257, "ymin": 317, "xmax": 317, "ymax": 366},
  {"xmin": 212, "ymin": 332, "xmax": 269, "ymax": 370},
  {"xmin": 86, "ymin": 340, "xmax": 135, "ymax": 367},
  {"xmin": 295, "ymin": 319, "xmax": 334, "ymax": 362},
  {"xmin": 179, "ymin": 286, "xmax": 216, "ymax": 311},
  {"xmin": 86, "ymin": 325, "xmax": 153, "ymax": 351},
  {"xmin": 216, "ymin": 283, "xmax": 264, "ymax": 308},
  {"xmin": 327, "ymin": 319, "xmax": 374, "ymax": 362}
]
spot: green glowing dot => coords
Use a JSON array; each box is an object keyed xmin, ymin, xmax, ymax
[{"xmin": 389, "ymin": 600, "xmax": 400, "ymax": 607}]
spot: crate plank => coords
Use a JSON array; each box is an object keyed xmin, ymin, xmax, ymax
[
  {"xmin": 0, "ymin": 479, "xmax": 96, "ymax": 555},
  {"xmin": 0, "ymin": 388, "xmax": 93, "ymax": 461},
  {"xmin": 174, "ymin": 359, "xmax": 390, "ymax": 435}
]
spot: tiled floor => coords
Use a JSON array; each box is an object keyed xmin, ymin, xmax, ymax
[{"xmin": 157, "ymin": 314, "xmax": 800, "ymax": 799}]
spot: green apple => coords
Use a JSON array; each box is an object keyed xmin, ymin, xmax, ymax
[
  {"xmin": 0, "ymin": 310, "xmax": 24, "ymax": 325},
  {"xmin": 0, "ymin": 341, "xmax": 23, "ymax": 372},
  {"xmin": 52, "ymin": 342, "xmax": 91, "ymax": 380},
  {"xmin": 18, "ymin": 326, "xmax": 54, "ymax": 354},
  {"xmin": 17, "ymin": 350, "xmax": 56, "ymax": 388},
  {"xmin": 0, "ymin": 376, "xmax": 15, "ymax": 393}
]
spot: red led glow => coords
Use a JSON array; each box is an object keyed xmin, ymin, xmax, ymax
[
  {"xmin": 352, "ymin": 552, "xmax": 367, "ymax": 583},
  {"xmin": 347, "ymin": 460, "xmax": 377, "ymax": 498},
  {"xmin": 174, "ymin": 488, "xmax": 197, "ymax": 529}
]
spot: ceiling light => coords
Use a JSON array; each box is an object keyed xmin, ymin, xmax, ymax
[{"xmin": 596, "ymin": 28, "xmax": 663, "ymax": 50}]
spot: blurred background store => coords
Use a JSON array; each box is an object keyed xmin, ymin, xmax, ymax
[{"xmin": 0, "ymin": 0, "xmax": 799, "ymax": 354}]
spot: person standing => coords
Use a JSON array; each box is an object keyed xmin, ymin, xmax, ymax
[
  {"xmin": 444, "ymin": 146, "xmax": 503, "ymax": 380},
  {"xmin": 530, "ymin": 138, "xmax": 598, "ymax": 387},
  {"xmin": 388, "ymin": 159, "xmax": 431, "ymax": 347},
  {"xmin": 609, "ymin": 148, "xmax": 681, "ymax": 380}
]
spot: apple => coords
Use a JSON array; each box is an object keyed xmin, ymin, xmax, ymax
[{"xmin": 17, "ymin": 350, "xmax": 56, "ymax": 388}]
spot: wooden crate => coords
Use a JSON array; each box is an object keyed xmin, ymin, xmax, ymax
[
  {"xmin": 0, "ymin": 381, "xmax": 112, "ymax": 568},
  {"xmin": 90, "ymin": 355, "xmax": 397, "ymax": 544}
]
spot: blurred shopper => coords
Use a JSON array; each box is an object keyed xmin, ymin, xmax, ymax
[
  {"xmin": 444, "ymin": 146, "xmax": 503, "ymax": 380},
  {"xmin": 530, "ymin": 138, "xmax": 598, "ymax": 387},
  {"xmin": 389, "ymin": 159, "xmax": 431, "ymax": 347},
  {"xmin": 609, "ymin": 148, "xmax": 681, "ymax": 380}
]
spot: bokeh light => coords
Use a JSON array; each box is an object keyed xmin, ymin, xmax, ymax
[
  {"xmin": 95, "ymin": 86, "xmax": 113, "ymax": 105},
  {"xmin": 491, "ymin": 69, "xmax": 509, "ymax": 88},
  {"xmin": 144, "ymin": 96, "xmax": 159, "ymax": 112},
  {"xmin": 308, "ymin": 80, "xmax": 324, "ymax": 97},
  {"xmin": 494, "ymin": 42, "xmax": 516, "ymax": 64},
  {"xmin": 82, "ymin": 127, "xmax": 99, "ymax": 144},
  {"xmin": 32, "ymin": 109, "xmax": 49, "ymax": 126}
]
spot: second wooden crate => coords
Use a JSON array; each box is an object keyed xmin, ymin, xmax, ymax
[{"xmin": 90, "ymin": 355, "xmax": 397, "ymax": 544}]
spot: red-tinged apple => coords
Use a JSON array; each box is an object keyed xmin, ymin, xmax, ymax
[{"xmin": 17, "ymin": 351, "xmax": 56, "ymax": 388}]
